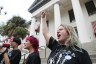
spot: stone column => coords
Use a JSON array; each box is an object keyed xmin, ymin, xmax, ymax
[
  {"xmin": 71, "ymin": 0, "xmax": 95, "ymax": 43},
  {"xmin": 30, "ymin": 17, "xmax": 36, "ymax": 36},
  {"xmin": 39, "ymin": 17, "xmax": 46, "ymax": 47},
  {"xmin": 54, "ymin": 2, "xmax": 61, "ymax": 38}
]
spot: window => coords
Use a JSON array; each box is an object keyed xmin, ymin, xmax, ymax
[
  {"xmin": 46, "ymin": 20, "xmax": 49, "ymax": 30},
  {"xmin": 92, "ymin": 21, "xmax": 96, "ymax": 37},
  {"xmin": 46, "ymin": 20, "xmax": 49, "ymax": 27},
  {"xmin": 68, "ymin": 9, "xmax": 75, "ymax": 23},
  {"xmin": 74, "ymin": 27, "xmax": 78, "ymax": 36},
  {"xmin": 85, "ymin": 0, "xmax": 96, "ymax": 16}
]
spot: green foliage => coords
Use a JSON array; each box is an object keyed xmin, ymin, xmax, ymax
[
  {"xmin": 0, "ymin": 22, "xmax": 5, "ymax": 35},
  {"xmin": 1, "ymin": 16, "xmax": 30, "ymax": 39}
]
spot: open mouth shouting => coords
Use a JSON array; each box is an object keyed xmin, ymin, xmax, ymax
[{"xmin": 57, "ymin": 33, "xmax": 61, "ymax": 39}]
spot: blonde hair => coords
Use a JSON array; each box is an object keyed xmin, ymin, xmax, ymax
[{"xmin": 60, "ymin": 24, "xmax": 82, "ymax": 51}]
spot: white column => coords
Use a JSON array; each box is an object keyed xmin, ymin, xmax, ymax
[
  {"xmin": 30, "ymin": 17, "xmax": 36, "ymax": 36},
  {"xmin": 39, "ymin": 17, "xmax": 46, "ymax": 47},
  {"xmin": 71, "ymin": 0, "xmax": 95, "ymax": 43},
  {"xmin": 54, "ymin": 2, "xmax": 61, "ymax": 38}
]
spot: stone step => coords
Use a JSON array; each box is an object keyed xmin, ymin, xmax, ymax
[
  {"xmin": 41, "ymin": 58, "xmax": 47, "ymax": 64},
  {"xmin": 90, "ymin": 55, "xmax": 96, "ymax": 63},
  {"xmin": 90, "ymin": 55, "xmax": 96, "ymax": 58},
  {"xmin": 91, "ymin": 58, "xmax": 96, "ymax": 63}
]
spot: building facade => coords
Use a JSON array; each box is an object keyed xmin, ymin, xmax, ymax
[{"xmin": 28, "ymin": 0, "xmax": 96, "ymax": 63}]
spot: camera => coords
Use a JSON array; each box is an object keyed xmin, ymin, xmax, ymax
[
  {"xmin": 0, "ymin": 37, "xmax": 12, "ymax": 48},
  {"xmin": 0, "ymin": 42, "xmax": 10, "ymax": 48}
]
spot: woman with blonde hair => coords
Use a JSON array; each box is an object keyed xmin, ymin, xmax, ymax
[{"xmin": 41, "ymin": 12, "xmax": 92, "ymax": 64}]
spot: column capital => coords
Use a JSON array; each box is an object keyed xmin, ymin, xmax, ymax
[
  {"xmin": 53, "ymin": 1, "xmax": 61, "ymax": 6},
  {"xmin": 31, "ymin": 16, "xmax": 36, "ymax": 19},
  {"xmin": 31, "ymin": 16, "xmax": 37, "ymax": 23}
]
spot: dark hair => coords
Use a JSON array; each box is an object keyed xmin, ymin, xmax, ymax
[
  {"xmin": 26, "ymin": 36, "xmax": 39, "ymax": 53},
  {"xmin": 13, "ymin": 37, "xmax": 21, "ymax": 45}
]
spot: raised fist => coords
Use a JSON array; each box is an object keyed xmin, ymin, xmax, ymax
[{"xmin": 41, "ymin": 12, "xmax": 46, "ymax": 18}]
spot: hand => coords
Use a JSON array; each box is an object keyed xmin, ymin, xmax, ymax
[
  {"xmin": 41, "ymin": 11, "xmax": 46, "ymax": 18},
  {"xmin": 19, "ymin": 43, "xmax": 24, "ymax": 50},
  {"xmin": 0, "ymin": 47, "xmax": 7, "ymax": 53}
]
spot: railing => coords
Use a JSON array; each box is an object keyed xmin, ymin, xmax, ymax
[
  {"xmin": 39, "ymin": 46, "xmax": 47, "ymax": 58},
  {"xmin": 21, "ymin": 52, "xmax": 29, "ymax": 64}
]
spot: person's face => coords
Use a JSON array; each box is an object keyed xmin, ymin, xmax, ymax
[
  {"xmin": 24, "ymin": 40, "xmax": 32, "ymax": 50},
  {"xmin": 11, "ymin": 41, "xmax": 17, "ymax": 48},
  {"xmin": 57, "ymin": 26, "xmax": 69, "ymax": 44}
]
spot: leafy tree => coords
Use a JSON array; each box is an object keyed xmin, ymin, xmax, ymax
[
  {"xmin": 0, "ymin": 22, "xmax": 5, "ymax": 35},
  {"xmin": 1, "ymin": 16, "xmax": 31, "ymax": 39}
]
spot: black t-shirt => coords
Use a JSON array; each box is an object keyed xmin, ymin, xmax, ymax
[
  {"xmin": 47, "ymin": 36, "xmax": 92, "ymax": 64},
  {"xmin": 0, "ymin": 48, "xmax": 8, "ymax": 64},
  {"xmin": 0, "ymin": 52, "xmax": 4, "ymax": 64},
  {"xmin": 25, "ymin": 52, "xmax": 41, "ymax": 64},
  {"xmin": 0, "ymin": 49, "xmax": 21, "ymax": 64},
  {"xmin": 8, "ymin": 49, "xmax": 21, "ymax": 64}
]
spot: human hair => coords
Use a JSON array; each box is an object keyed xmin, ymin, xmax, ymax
[
  {"xmin": 26, "ymin": 36, "xmax": 39, "ymax": 53},
  {"xmin": 59, "ymin": 24, "xmax": 82, "ymax": 51},
  {"xmin": 12, "ymin": 37, "xmax": 21, "ymax": 45}
]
